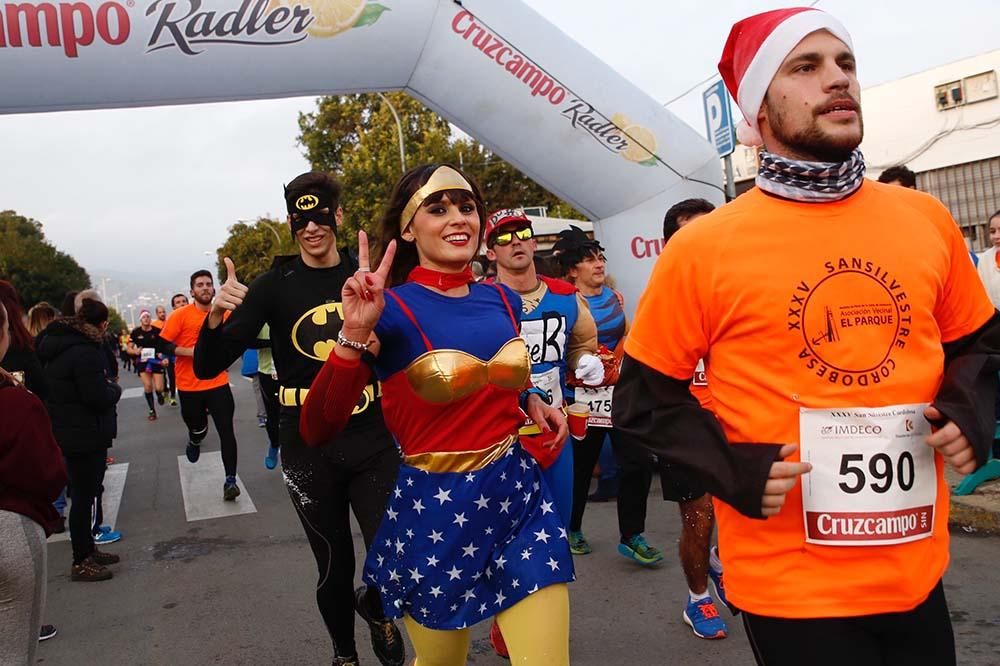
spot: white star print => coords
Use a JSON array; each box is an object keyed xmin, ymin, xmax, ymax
[
  {"xmin": 529, "ymin": 584, "xmax": 539, "ymax": 594},
  {"xmin": 405, "ymin": 477, "xmax": 414, "ymax": 487},
  {"xmin": 515, "ymin": 481, "xmax": 523, "ymax": 490},
  {"xmin": 420, "ymin": 607, "xmax": 429, "ymax": 616},
  {"xmin": 495, "ymin": 555, "xmax": 507, "ymax": 570},
  {"xmin": 485, "ymin": 568, "xmax": 493, "ymax": 579},
  {"xmin": 479, "ymin": 603, "xmax": 488, "ymax": 614},
  {"xmin": 450, "ymin": 604, "xmax": 458, "ymax": 612},
  {"xmin": 406, "ymin": 528, "xmax": 415, "ymax": 539},
  {"xmin": 534, "ymin": 529, "xmax": 550, "ymax": 543},
  {"xmin": 387, "ymin": 508, "xmax": 399, "ymax": 521},
  {"xmin": 495, "ymin": 591, "xmax": 507, "ymax": 606},
  {"xmin": 520, "ymin": 458, "xmax": 530, "ymax": 471},
  {"xmin": 389, "ymin": 569, "xmax": 401, "ymax": 582},
  {"xmin": 462, "ymin": 542, "xmax": 479, "ymax": 558},
  {"xmin": 499, "ymin": 498, "xmax": 512, "ymax": 514},
  {"xmin": 433, "ymin": 488, "xmax": 453, "ymax": 505},
  {"xmin": 541, "ymin": 500, "xmax": 553, "ymax": 515},
  {"xmin": 464, "ymin": 473, "xmax": 475, "ymax": 482},
  {"xmin": 426, "ymin": 555, "xmax": 439, "ymax": 567},
  {"xmin": 521, "ymin": 548, "xmax": 532, "ymax": 560},
  {"xmin": 393, "ymin": 487, "xmax": 402, "ymax": 499},
  {"xmin": 412, "ymin": 499, "xmax": 425, "ymax": 515},
  {"xmin": 430, "ymin": 586, "xmax": 443, "ymax": 598},
  {"xmin": 523, "ymin": 492, "xmax": 532, "ymax": 504},
  {"xmin": 381, "ymin": 586, "xmax": 388, "ymax": 595},
  {"xmin": 384, "ymin": 539, "xmax": 391, "ymax": 547},
  {"xmin": 395, "ymin": 539, "xmax": 406, "ymax": 554},
  {"xmin": 453, "ymin": 512, "xmax": 468, "ymax": 527},
  {"xmin": 484, "ymin": 527, "xmax": 494, "ymax": 535},
  {"xmin": 547, "ymin": 557, "xmax": 560, "ymax": 571},
  {"xmin": 447, "ymin": 566, "xmax": 463, "ymax": 581},
  {"xmin": 500, "ymin": 472, "xmax": 507, "ymax": 481},
  {"xmin": 461, "ymin": 589, "xmax": 476, "ymax": 602},
  {"xmin": 558, "ymin": 527, "xmax": 568, "ymax": 539},
  {"xmin": 472, "ymin": 572, "xmax": 482, "ymax": 581},
  {"xmin": 533, "ymin": 481, "xmax": 540, "ymax": 491},
  {"xmin": 506, "ymin": 446, "xmax": 515, "ymax": 456},
  {"xmin": 474, "ymin": 494, "xmax": 490, "ymax": 510},
  {"xmin": 376, "ymin": 554, "xmax": 384, "ymax": 567},
  {"xmin": 409, "ymin": 567, "xmax": 424, "ymax": 583},
  {"xmin": 511, "ymin": 579, "xmax": 520, "ymax": 589},
  {"xmin": 428, "ymin": 530, "xmax": 444, "ymax": 544}
]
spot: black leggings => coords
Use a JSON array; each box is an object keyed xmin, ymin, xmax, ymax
[
  {"xmin": 569, "ymin": 427, "xmax": 652, "ymax": 537},
  {"xmin": 64, "ymin": 450, "xmax": 106, "ymax": 564},
  {"xmin": 179, "ymin": 385, "xmax": 238, "ymax": 477},
  {"xmin": 165, "ymin": 359, "xmax": 177, "ymax": 398},
  {"xmin": 279, "ymin": 411, "xmax": 400, "ymax": 658},
  {"xmin": 742, "ymin": 580, "xmax": 955, "ymax": 666},
  {"xmin": 258, "ymin": 373, "xmax": 280, "ymax": 448}
]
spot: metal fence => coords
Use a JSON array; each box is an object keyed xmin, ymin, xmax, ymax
[{"xmin": 918, "ymin": 156, "xmax": 1000, "ymax": 251}]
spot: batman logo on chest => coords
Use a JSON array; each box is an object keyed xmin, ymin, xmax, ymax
[{"xmin": 291, "ymin": 302, "xmax": 345, "ymax": 361}]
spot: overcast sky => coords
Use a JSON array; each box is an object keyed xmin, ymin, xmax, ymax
[{"xmin": 1, "ymin": 0, "xmax": 996, "ymax": 294}]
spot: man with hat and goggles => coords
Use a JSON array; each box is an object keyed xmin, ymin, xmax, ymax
[
  {"xmin": 483, "ymin": 208, "xmax": 604, "ymax": 658},
  {"xmin": 194, "ymin": 172, "xmax": 405, "ymax": 666},
  {"xmin": 615, "ymin": 7, "xmax": 1000, "ymax": 665}
]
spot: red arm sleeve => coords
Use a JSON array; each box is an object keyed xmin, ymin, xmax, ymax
[{"xmin": 299, "ymin": 353, "xmax": 373, "ymax": 447}]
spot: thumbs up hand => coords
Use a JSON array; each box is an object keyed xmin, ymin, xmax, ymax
[{"xmin": 208, "ymin": 257, "xmax": 248, "ymax": 328}]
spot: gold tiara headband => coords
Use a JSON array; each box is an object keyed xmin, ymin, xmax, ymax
[{"xmin": 400, "ymin": 166, "xmax": 474, "ymax": 233}]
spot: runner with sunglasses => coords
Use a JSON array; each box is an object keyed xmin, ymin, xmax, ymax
[{"xmin": 483, "ymin": 209, "xmax": 604, "ymax": 657}]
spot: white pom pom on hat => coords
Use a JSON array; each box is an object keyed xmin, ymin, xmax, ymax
[{"xmin": 717, "ymin": 7, "xmax": 853, "ymax": 146}]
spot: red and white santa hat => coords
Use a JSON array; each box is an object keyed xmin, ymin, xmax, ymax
[{"xmin": 718, "ymin": 7, "xmax": 853, "ymax": 147}]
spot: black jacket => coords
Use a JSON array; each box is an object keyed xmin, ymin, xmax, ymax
[
  {"xmin": 36, "ymin": 318, "xmax": 122, "ymax": 454},
  {"xmin": 0, "ymin": 345, "xmax": 48, "ymax": 399}
]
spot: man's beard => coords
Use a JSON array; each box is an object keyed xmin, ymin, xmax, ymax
[
  {"xmin": 766, "ymin": 99, "xmax": 864, "ymax": 162},
  {"xmin": 194, "ymin": 292, "xmax": 214, "ymax": 306}
]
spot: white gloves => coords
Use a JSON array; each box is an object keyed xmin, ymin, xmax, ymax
[{"xmin": 574, "ymin": 353, "xmax": 605, "ymax": 386}]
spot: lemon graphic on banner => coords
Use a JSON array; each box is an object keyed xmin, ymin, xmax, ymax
[
  {"xmin": 611, "ymin": 113, "xmax": 659, "ymax": 167},
  {"xmin": 270, "ymin": 0, "xmax": 391, "ymax": 38}
]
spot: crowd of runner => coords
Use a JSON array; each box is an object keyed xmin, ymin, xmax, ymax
[{"xmin": 2, "ymin": 7, "xmax": 1000, "ymax": 666}]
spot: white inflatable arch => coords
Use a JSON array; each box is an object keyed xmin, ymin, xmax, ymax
[{"xmin": 0, "ymin": 0, "xmax": 723, "ymax": 309}]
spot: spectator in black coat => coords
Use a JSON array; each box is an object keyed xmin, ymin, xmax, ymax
[{"xmin": 36, "ymin": 299, "xmax": 123, "ymax": 582}]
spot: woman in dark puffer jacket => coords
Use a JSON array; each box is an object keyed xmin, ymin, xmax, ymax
[{"xmin": 36, "ymin": 299, "xmax": 123, "ymax": 582}]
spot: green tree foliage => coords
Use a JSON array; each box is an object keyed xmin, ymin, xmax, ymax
[
  {"xmin": 215, "ymin": 217, "xmax": 298, "ymax": 285},
  {"xmin": 0, "ymin": 210, "xmax": 90, "ymax": 308},
  {"xmin": 107, "ymin": 306, "xmax": 127, "ymax": 335},
  {"xmin": 297, "ymin": 93, "xmax": 583, "ymax": 244}
]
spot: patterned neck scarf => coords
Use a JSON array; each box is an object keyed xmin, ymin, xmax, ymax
[{"xmin": 756, "ymin": 149, "xmax": 866, "ymax": 203}]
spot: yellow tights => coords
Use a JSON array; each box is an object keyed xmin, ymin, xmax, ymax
[{"xmin": 403, "ymin": 583, "xmax": 570, "ymax": 666}]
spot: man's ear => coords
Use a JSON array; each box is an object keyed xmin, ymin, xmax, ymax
[
  {"xmin": 335, "ymin": 206, "xmax": 344, "ymax": 228},
  {"xmin": 486, "ymin": 248, "xmax": 497, "ymax": 262}
]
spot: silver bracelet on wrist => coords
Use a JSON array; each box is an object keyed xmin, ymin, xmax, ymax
[{"xmin": 337, "ymin": 330, "xmax": 371, "ymax": 352}]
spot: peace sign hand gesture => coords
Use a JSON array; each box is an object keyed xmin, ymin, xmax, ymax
[{"xmin": 340, "ymin": 231, "xmax": 396, "ymax": 341}]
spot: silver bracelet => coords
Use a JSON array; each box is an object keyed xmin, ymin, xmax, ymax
[{"xmin": 337, "ymin": 330, "xmax": 371, "ymax": 352}]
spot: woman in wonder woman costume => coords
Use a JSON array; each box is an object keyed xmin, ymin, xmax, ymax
[{"xmin": 300, "ymin": 164, "xmax": 573, "ymax": 665}]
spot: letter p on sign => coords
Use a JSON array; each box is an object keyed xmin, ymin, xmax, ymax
[{"xmin": 702, "ymin": 80, "xmax": 734, "ymax": 157}]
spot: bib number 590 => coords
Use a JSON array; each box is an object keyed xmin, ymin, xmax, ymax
[{"xmin": 838, "ymin": 452, "xmax": 916, "ymax": 495}]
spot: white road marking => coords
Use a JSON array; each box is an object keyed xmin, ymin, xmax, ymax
[
  {"xmin": 178, "ymin": 452, "xmax": 256, "ymax": 522},
  {"xmin": 48, "ymin": 463, "xmax": 129, "ymax": 544}
]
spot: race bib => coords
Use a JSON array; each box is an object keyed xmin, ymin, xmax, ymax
[
  {"xmin": 531, "ymin": 367, "xmax": 563, "ymax": 406},
  {"xmin": 692, "ymin": 358, "xmax": 707, "ymax": 386},
  {"xmin": 140, "ymin": 347, "xmax": 156, "ymax": 361},
  {"xmin": 574, "ymin": 386, "xmax": 614, "ymax": 428},
  {"xmin": 799, "ymin": 404, "xmax": 936, "ymax": 547}
]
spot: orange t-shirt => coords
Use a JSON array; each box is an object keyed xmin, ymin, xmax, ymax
[
  {"xmin": 159, "ymin": 304, "xmax": 229, "ymax": 392},
  {"xmin": 150, "ymin": 319, "xmax": 165, "ymax": 330},
  {"xmin": 626, "ymin": 182, "xmax": 995, "ymax": 619}
]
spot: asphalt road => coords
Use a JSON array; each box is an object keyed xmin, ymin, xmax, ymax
[{"xmin": 36, "ymin": 370, "xmax": 1000, "ymax": 665}]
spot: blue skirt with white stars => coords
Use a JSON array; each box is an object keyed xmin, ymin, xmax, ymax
[{"xmin": 362, "ymin": 442, "xmax": 575, "ymax": 630}]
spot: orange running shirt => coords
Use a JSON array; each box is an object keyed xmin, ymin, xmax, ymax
[
  {"xmin": 159, "ymin": 304, "xmax": 229, "ymax": 392},
  {"xmin": 626, "ymin": 182, "xmax": 995, "ymax": 619}
]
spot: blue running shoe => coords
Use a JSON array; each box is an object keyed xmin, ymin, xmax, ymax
[
  {"xmin": 617, "ymin": 534, "xmax": 664, "ymax": 566},
  {"xmin": 683, "ymin": 597, "xmax": 728, "ymax": 640},
  {"xmin": 709, "ymin": 564, "xmax": 738, "ymax": 615},
  {"xmin": 93, "ymin": 529, "xmax": 122, "ymax": 545},
  {"xmin": 264, "ymin": 446, "xmax": 279, "ymax": 470}
]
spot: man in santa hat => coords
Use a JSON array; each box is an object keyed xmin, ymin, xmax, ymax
[{"xmin": 614, "ymin": 7, "xmax": 1000, "ymax": 665}]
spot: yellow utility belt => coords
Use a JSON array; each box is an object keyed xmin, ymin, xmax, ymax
[
  {"xmin": 404, "ymin": 434, "xmax": 517, "ymax": 474},
  {"xmin": 279, "ymin": 382, "xmax": 382, "ymax": 415}
]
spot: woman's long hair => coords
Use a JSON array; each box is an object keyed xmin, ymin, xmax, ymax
[
  {"xmin": 0, "ymin": 281, "xmax": 35, "ymax": 351},
  {"xmin": 27, "ymin": 302, "xmax": 57, "ymax": 337},
  {"xmin": 374, "ymin": 163, "xmax": 487, "ymax": 287}
]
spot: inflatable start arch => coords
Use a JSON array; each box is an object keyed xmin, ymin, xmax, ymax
[{"xmin": 0, "ymin": 0, "xmax": 724, "ymax": 309}]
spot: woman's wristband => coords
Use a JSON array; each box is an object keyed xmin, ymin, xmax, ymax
[{"xmin": 520, "ymin": 386, "xmax": 551, "ymax": 411}]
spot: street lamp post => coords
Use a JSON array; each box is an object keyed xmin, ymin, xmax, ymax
[{"xmin": 377, "ymin": 92, "xmax": 407, "ymax": 174}]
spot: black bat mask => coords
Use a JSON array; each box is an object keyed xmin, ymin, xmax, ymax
[{"xmin": 285, "ymin": 186, "xmax": 337, "ymax": 234}]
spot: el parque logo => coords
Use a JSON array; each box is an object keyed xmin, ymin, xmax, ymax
[{"xmin": 786, "ymin": 256, "xmax": 913, "ymax": 388}]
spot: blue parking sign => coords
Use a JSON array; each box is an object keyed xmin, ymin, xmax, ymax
[{"xmin": 703, "ymin": 80, "xmax": 735, "ymax": 157}]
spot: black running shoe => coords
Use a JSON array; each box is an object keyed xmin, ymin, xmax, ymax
[
  {"xmin": 186, "ymin": 441, "xmax": 201, "ymax": 463},
  {"xmin": 38, "ymin": 625, "xmax": 57, "ymax": 642},
  {"xmin": 354, "ymin": 586, "xmax": 405, "ymax": 666},
  {"xmin": 157, "ymin": 392, "xmax": 165, "ymax": 406},
  {"xmin": 331, "ymin": 656, "xmax": 360, "ymax": 666}
]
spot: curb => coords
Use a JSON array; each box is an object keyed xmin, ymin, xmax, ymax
[{"xmin": 946, "ymin": 467, "xmax": 1000, "ymax": 536}]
